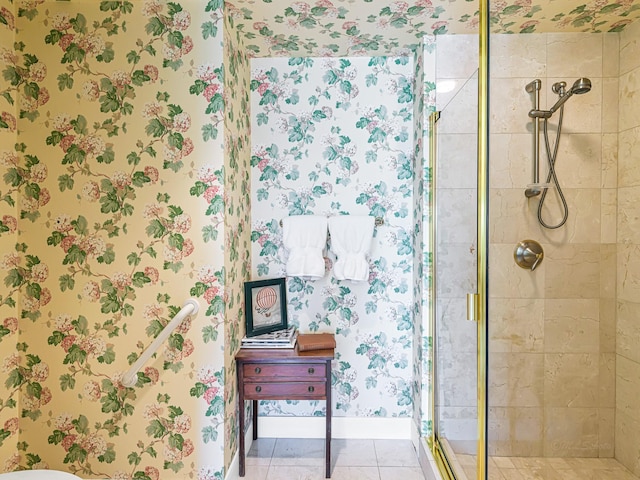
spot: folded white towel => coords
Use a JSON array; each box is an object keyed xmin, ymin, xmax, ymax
[
  {"xmin": 328, "ymin": 215, "xmax": 375, "ymax": 282},
  {"xmin": 282, "ymin": 215, "xmax": 328, "ymax": 278}
]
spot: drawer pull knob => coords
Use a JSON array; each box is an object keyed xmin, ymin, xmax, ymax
[
  {"xmin": 308, "ymin": 367, "xmax": 315, "ymax": 374},
  {"xmin": 255, "ymin": 386, "xmax": 262, "ymax": 392},
  {"xmin": 254, "ymin": 367, "xmax": 261, "ymax": 374},
  {"xmin": 308, "ymin": 386, "xmax": 315, "ymax": 393}
]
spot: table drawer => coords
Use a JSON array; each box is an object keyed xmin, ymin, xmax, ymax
[
  {"xmin": 243, "ymin": 381, "xmax": 326, "ymax": 398},
  {"xmin": 243, "ymin": 363, "xmax": 326, "ymax": 379}
]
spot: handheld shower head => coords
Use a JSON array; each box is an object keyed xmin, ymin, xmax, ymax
[
  {"xmin": 528, "ymin": 77, "xmax": 592, "ymax": 118},
  {"xmin": 570, "ymin": 77, "xmax": 592, "ymax": 95}
]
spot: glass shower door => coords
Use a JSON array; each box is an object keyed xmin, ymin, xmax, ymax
[
  {"xmin": 427, "ymin": 3, "xmax": 491, "ymax": 476},
  {"xmin": 431, "ymin": 66, "xmax": 480, "ymax": 480}
]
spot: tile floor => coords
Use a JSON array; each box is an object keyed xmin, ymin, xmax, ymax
[
  {"xmin": 454, "ymin": 453, "xmax": 640, "ymax": 480},
  {"xmin": 242, "ymin": 438, "xmax": 426, "ymax": 480}
]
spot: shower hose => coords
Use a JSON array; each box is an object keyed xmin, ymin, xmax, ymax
[{"xmin": 538, "ymin": 106, "xmax": 569, "ymax": 229}]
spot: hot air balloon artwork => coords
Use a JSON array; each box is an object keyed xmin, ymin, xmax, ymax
[
  {"xmin": 244, "ymin": 278, "xmax": 288, "ymax": 337},
  {"xmin": 255, "ymin": 286, "xmax": 277, "ymax": 316}
]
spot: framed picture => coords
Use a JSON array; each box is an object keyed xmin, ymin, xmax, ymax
[{"xmin": 244, "ymin": 278, "xmax": 288, "ymax": 337}]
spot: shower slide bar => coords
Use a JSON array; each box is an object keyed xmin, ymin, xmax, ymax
[
  {"xmin": 121, "ymin": 298, "xmax": 200, "ymax": 387},
  {"xmin": 525, "ymin": 79, "xmax": 542, "ymax": 197}
]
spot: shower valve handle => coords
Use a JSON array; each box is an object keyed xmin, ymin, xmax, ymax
[
  {"xmin": 514, "ymin": 240, "xmax": 544, "ymax": 271},
  {"xmin": 528, "ymin": 248, "xmax": 543, "ymax": 270}
]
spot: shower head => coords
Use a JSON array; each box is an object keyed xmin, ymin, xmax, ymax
[
  {"xmin": 570, "ymin": 77, "xmax": 592, "ymax": 95},
  {"xmin": 547, "ymin": 77, "xmax": 591, "ymax": 113},
  {"xmin": 528, "ymin": 77, "xmax": 592, "ymax": 118}
]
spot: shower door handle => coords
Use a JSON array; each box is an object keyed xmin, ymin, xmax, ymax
[{"xmin": 466, "ymin": 293, "xmax": 479, "ymax": 322}]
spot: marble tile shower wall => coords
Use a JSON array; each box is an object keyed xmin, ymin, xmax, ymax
[
  {"xmin": 616, "ymin": 19, "xmax": 640, "ymax": 478},
  {"xmin": 488, "ymin": 32, "xmax": 618, "ymax": 458}
]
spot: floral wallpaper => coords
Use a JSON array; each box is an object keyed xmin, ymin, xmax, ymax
[
  {"xmin": 250, "ymin": 55, "xmax": 417, "ymax": 417},
  {"xmin": 0, "ymin": 0, "xmax": 18, "ymax": 466},
  {"xmin": 227, "ymin": 0, "xmax": 640, "ymax": 57},
  {"xmin": 0, "ymin": 0, "xmax": 248, "ymax": 478},
  {"xmin": 411, "ymin": 43, "xmax": 426, "ymax": 437},
  {"xmin": 221, "ymin": 7, "xmax": 252, "ymax": 469},
  {"xmin": 1, "ymin": 0, "xmax": 636, "ymax": 478},
  {"xmin": 421, "ymin": 35, "xmax": 436, "ymax": 438}
]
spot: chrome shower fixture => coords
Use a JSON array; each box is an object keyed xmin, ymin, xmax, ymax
[
  {"xmin": 514, "ymin": 240, "xmax": 544, "ymax": 271},
  {"xmin": 525, "ymin": 79, "xmax": 543, "ymax": 198},
  {"xmin": 524, "ymin": 77, "xmax": 592, "ymax": 228},
  {"xmin": 529, "ymin": 77, "xmax": 592, "ymax": 119}
]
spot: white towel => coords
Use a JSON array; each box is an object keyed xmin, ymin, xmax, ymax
[
  {"xmin": 282, "ymin": 215, "xmax": 328, "ymax": 278},
  {"xmin": 328, "ymin": 215, "xmax": 375, "ymax": 282}
]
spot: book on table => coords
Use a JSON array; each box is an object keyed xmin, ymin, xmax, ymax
[
  {"xmin": 297, "ymin": 332, "xmax": 336, "ymax": 352},
  {"xmin": 241, "ymin": 326, "xmax": 298, "ymax": 349}
]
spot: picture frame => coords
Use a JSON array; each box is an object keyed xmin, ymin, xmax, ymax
[{"xmin": 244, "ymin": 277, "xmax": 288, "ymax": 337}]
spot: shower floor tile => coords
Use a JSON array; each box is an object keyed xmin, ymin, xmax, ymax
[
  {"xmin": 490, "ymin": 456, "xmax": 639, "ymax": 480},
  {"xmin": 441, "ymin": 442, "xmax": 640, "ymax": 480}
]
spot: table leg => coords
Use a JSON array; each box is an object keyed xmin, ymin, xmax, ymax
[
  {"xmin": 252, "ymin": 399, "xmax": 258, "ymax": 440},
  {"xmin": 325, "ymin": 359, "xmax": 332, "ymax": 478}
]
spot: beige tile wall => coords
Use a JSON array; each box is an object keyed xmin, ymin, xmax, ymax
[
  {"xmin": 617, "ymin": 19, "xmax": 640, "ymax": 478},
  {"xmin": 488, "ymin": 31, "xmax": 618, "ymax": 458}
]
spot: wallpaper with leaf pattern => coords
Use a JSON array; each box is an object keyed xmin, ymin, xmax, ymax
[
  {"xmin": 1, "ymin": 0, "xmax": 636, "ymax": 478},
  {"xmin": 0, "ymin": 0, "xmax": 18, "ymax": 467},
  {"xmin": 228, "ymin": 0, "xmax": 640, "ymax": 57},
  {"xmin": 421, "ymin": 36, "xmax": 436, "ymax": 438},
  {"xmin": 221, "ymin": 7, "xmax": 252, "ymax": 466},
  {"xmin": 0, "ymin": 1, "xmax": 249, "ymax": 478},
  {"xmin": 250, "ymin": 55, "xmax": 418, "ymax": 417}
]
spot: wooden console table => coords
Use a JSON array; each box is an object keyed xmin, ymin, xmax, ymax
[{"xmin": 236, "ymin": 346, "xmax": 334, "ymax": 478}]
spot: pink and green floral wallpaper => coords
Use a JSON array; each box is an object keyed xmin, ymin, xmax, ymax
[
  {"xmin": 250, "ymin": 55, "xmax": 417, "ymax": 417},
  {"xmin": 1, "ymin": 0, "xmax": 638, "ymax": 478},
  {"xmin": 221, "ymin": 6, "xmax": 252, "ymax": 466},
  {"xmin": 227, "ymin": 0, "xmax": 640, "ymax": 57},
  {"xmin": 0, "ymin": 0, "xmax": 18, "ymax": 467},
  {"xmin": 0, "ymin": 0, "xmax": 248, "ymax": 478}
]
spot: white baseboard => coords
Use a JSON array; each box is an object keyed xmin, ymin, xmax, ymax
[
  {"xmin": 258, "ymin": 416, "xmax": 413, "ymax": 439},
  {"xmin": 226, "ymin": 423, "xmax": 254, "ymax": 480}
]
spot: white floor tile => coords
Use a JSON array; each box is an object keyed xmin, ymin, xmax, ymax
[
  {"xmin": 332, "ymin": 439, "xmax": 378, "ymax": 467},
  {"xmin": 247, "ymin": 438, "xmax": 276, "ymax": 465},
  {"xmin": 239, "ymin": 437, "xmax": 425, "ymax": 480},
  {"xmin": 374, "ymin": 440, "xmax": 420, "ymax": 467},
  {"xmin": 241, "ymin": 465, "xmax": 270, "ymax": 480},
  {"xmin": 271, "ymin": 438, "xmax": 326, "ymax": 466},
  {"xmin": 265, "ymin": 465, "xmax": 325, "ymax": 480},
  {"xmin": 331, "ymin": 466, "xmax": 381, "ymax": 480},
  {"xmin": 378, "ymin": 466, "xmax": 425, "ymax": 480}
]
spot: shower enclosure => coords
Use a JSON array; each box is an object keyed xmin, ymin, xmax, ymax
[
  {"xmin": 484, "ymin": 23, "xmax": 640, "ymax": 478},
  {"xmin": 429, "ymin": 1, "xmax": 640, "ymax": 479}
]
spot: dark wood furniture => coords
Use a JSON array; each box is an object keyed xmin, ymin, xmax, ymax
[{"xmin": 236, "ymin": 346, "xmax": 334, "ymax": 478}]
